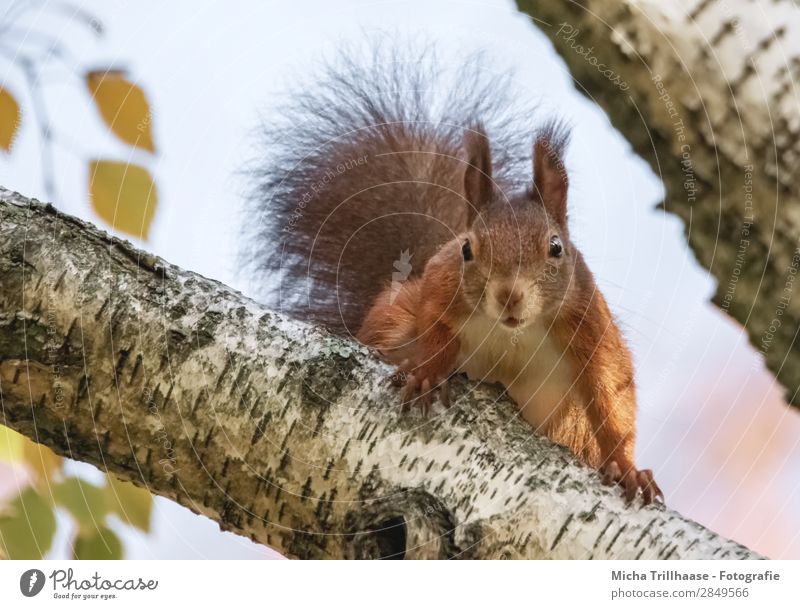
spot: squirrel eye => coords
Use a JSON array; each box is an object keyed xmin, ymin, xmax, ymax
[
  {"xmin": 462, "ymin": 240, "xmax": 474, "ymax": 262},
  {"xmin": 549, "ymin": 235, "xmax": 563, "ymax": 258}
]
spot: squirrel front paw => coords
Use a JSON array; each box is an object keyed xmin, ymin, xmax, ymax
[
  {"xmin": 387, "ymin": 359, "xmax": 452, "ymax": 416},
  {"xmin": 601, "ymin": 460, "xmax": 663, "ymax": 505}
]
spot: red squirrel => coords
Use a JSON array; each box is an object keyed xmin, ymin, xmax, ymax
[{"xmin": 246, "ymin": 48, "xmax": 662, "ymax": 504}]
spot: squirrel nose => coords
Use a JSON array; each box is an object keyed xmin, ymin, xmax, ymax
[{"xmin": 496, "ymin": 285, "xmax": 524, "ymax": 310}]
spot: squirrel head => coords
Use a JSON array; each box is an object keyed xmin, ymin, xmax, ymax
[{"xmin": 459, "ymin": 121, "xmax": 574, "ymax": 330}]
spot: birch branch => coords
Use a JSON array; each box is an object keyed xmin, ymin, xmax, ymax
[
  {"xmin": 517, "ymin": 0, "xmax": 800, "ymax": 407},
  {"xmin": 0, "ymin": 187, "xmax": 759, "ymax": 559}
]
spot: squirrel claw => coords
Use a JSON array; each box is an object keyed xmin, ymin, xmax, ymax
[
  {"xmin": 398, "ymin": 372, "xmax": 450, "ymax": 416},
  {"xmin": 417, "ymin": 378, "xmax": 433, "ymax": 417},
  {"xmin": 601, "ymin": 461, "xmax": 663, "ymax": 506},
  {"xmin": 439, "ymin": 379, "xmax": 451, "ymax": 408},
  {"xmin": 637, "ymin": 469, "xmax": 664, "ymax": 505},
  {"xmin": 387, "ymin": 359, "xmax": 411, "ymax": 387},
  {"xmin": 387, "ymin": 371, "xmax": 407, "ymax": 387},
  {"xmin": 601, "ymin": 460, "xmax": 621, "ymax": 486}
]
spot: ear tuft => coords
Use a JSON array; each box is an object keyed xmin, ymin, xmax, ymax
[
  {"xmin": 532, "ymin": 118, "xmax": 570, "ymax": 226},
  {"xmin": 463, "ymin": 123, "xmax": 493, "ymax": 226}
]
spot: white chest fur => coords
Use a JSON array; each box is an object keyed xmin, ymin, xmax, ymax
[{"xmin": 454, "ymin": 316, "xmax": 585, "ymax": 430}]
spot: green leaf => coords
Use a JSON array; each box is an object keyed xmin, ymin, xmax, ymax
[
  {"xmin": 73, "ymin": 526, "xmax": 122, "ymax": 560},
  {"xmin": 0, "ymin": 87, "xmax": 21, "ymax": 152},
  {"xmin": 86, "ymin": 69, "xmax": 156, "ymax": 152},
  {"xmin": 0, "ymin": 488, "xmax": 56, "ymax": 559},
  {"xmin": 105, "ymin": 474, "xmax": 152, "ymax": 532},
  {"xmin": 88, "ymin": 159, "xmax": 158, "ymax": 239},
  {"xmin": 52, "ymin": 476, "xmax": 108, "ymax": 532}
]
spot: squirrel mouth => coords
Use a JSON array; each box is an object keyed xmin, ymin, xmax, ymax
[{"xmin": 502, "ymin": 316, "xmax": 524, "ymax": 328}]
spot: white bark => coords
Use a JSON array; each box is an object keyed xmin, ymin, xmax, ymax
[
  {"xmin": 0, "ymin": 187, "xmax": 759, "ymax": 559},
  {"xmin": 517, "ymin": 0, "xmax": 800, "ymax": 407}
]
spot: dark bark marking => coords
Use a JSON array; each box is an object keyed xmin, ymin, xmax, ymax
[
  {"xmin": 605, "ymin": 523, "xmax": 628, "ymax": 554},
  {"xmin": 250, "ymin": 411, "xmax": 272, "ymax": 445},
  {"xmin": 593, "ymin": 519, "xmax": 613, "ymax": 550},
  {"xmin": 634, "ymin": 517, "xmax": 657, "ymax": 547},
  {"xmin": 551, "ymin": 514, "xmax": 574, "ymax": 550}
]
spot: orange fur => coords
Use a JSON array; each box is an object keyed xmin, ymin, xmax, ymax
[
  {"xmin": 252, "ymin": 48, "xmax": 661, "ymax": 503},
  {"xmin": 357, "ymin": 125, "xmax": 661, "ymax": 503}
]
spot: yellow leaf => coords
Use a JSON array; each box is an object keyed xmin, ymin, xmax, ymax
[
  {"xmin": 0, "ymin": 87, "xmax": 21, "ymax": 152},
  {"xmin": 88, "ymin": 160, "xmax": 158, "ymax": 239},
  {"xmin": 0, "ymin": 425, "xmax": 24, "ymax": 462},
  {"xmin": 86, "ymin": 70, "xmax": 155, "ymax": 152},
  {"xmin": 22, "ymin": 439, "xmax": 63, "ymax": 487},
  {"xmin": 105, "ymin": 474, "xmax": 152, "ymax": 532}
]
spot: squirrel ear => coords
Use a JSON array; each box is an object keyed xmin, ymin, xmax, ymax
[
  {"xmin": 532, "ymin": 120, "xmax": 570, "ymax": 226},
  {"xmin": 463, "ymin": 124, "xmax": 493, "ymax": 226}
]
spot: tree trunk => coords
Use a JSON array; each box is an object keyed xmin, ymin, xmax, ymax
[
  {"xmin": 0, "ymin": 187, "xmax": 759, "ymax": 559},
  {"xmin": 517, "ymin": 0, "xmax": 800, "ymax": 407}
]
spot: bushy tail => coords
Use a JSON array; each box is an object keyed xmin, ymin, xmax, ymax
[{"xmin": 242, "ymin": 40, "xmax": 535, "ymax": 336}]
